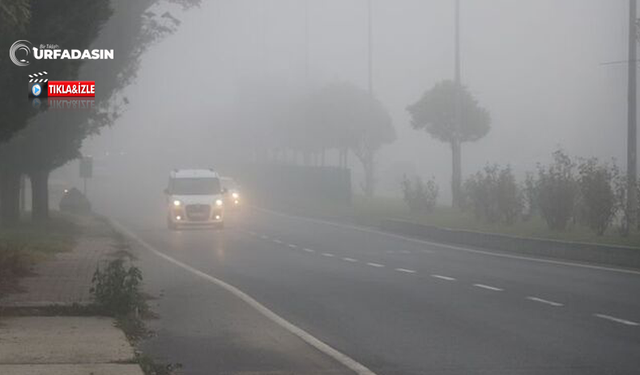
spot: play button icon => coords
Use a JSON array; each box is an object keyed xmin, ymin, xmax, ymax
[{"xmin": 31, "ymin": 83, "xmax": 41, "ymax": 97}]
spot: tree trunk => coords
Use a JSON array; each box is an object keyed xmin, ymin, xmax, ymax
[
  {"xmin": 0, "ymin": 170, "xmax": 21, "ymax": 225},
  {"xmin": 29, "ymin": 169, "xmax": 50, "ymax": 222},
  {"xmin": 363, "ymin": 153, "xmax": 375, "ymax": 198},
  {"xmin": 451, "ymin": 139, "xmax": 462, "ymax": 208}
]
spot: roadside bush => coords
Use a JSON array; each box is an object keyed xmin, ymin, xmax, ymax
[
  {"xmin": 576, "ymin": 158, "xmax": 619, "ymax": 235},
  {"xmin": 91, "ymin": 258, "xmax": 144, "ymax": 316},
  {"xmin": 400, "ymin": 175, "xmax": 438, "ymax": 214},
  {"xmin": 522, "ymin": 173, "xmax": 537, "ymax": 221},
  {"xmin": 536, "ymin": 150, "xmax": 578, "ymax": 231},
  {"xmin": 464, "ymin": 164, "xmax": 522, "ymax": 224}
]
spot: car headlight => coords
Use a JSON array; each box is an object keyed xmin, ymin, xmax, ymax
[
  {"xmin": 215, "ymin": 199, "xmax": 223, "ymax": 207},
  {"xmin": 232, "ymin": 192, "xmax": 239, "ymax": 199},
  {"xmin": 173, "ymin": 200, "xmax": 181, "ymax": 207}
]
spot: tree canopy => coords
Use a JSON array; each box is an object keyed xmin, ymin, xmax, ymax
[{"xmin": 407, "ymin": 80, "xmax": 490, "ymax": 144}]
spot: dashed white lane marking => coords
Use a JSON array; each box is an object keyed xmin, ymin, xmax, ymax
[
  {"xmin": 111, "ymin": 220, "xmax": 377, "ymax": 375},
  {"xmin": 252, "ymin": 207, "xmax": 640, "ymax": 275},
  {"xmin": 248, "ymin": 231, "xmax": 257, "ymax": 236},
  {"xmin": 303, "ymin": 248, "xmax": 315, "ymax": 253},
  {"xmin": 322, "ymin": 253, "xmax": 335, "ymax": 257},
  {"xmin": 366, "ymin": 262, "xmax": 385, "ymax": 268},
  {"xmin": 431, "ymin": 274, "xmax": 456, "ymax": 281},
  {"xmin": 473, "ymin": 284, "xmax": 503, "ymax": 292},
  {"xmin": 594, "ymin": 314, "xmax": 639, "ymax": 326},
  {"xmin": 260, "ymin": 235, "xmax": 269, "ymax": 240},
  {"xmin": 395, "ymin": 268, "xmax": 416, "ymax": 274},
  {"xmin": 273, "ymin": 239, "xmax": 283, "ymax": 244},
  {"xmin": 526, "ymin": 296, "xmax": 563, "ymax": 307},
  {"xmin": 343, "ymin": 257, "xmax": 358, "ymax": 262},
  {"xmin": 288, "ymin": 244, "xmax": 298, "ymax": 249}
]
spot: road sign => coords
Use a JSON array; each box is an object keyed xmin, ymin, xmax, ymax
[{"xmin": 79, "ymin": 157, "xmax": 93, "ymax": 179}]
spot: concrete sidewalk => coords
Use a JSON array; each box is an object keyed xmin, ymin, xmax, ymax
[
  {"xmin": 0, "ymin": 316, "xmax": 143, "ymax": 375},
  {"xmin": 0, "ymin": 216, "xmax": 115, "ymax": 308},
  {"xmin": 0, "ymin": 215, "xmax": 145, "ymax": 375}
]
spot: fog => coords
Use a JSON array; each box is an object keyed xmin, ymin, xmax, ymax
[{"xmin": 76, "ymin": 0, "xmax": 634, "ymax": 202}]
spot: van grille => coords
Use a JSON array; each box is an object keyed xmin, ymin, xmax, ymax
[{"xmin": 185, "ymin": 204, "xmax": 211, "ymax": 221}]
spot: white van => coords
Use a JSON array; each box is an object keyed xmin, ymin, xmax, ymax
[{"xmin": 165, "ymin": 169, "xmax": 224, "ymax": 230}]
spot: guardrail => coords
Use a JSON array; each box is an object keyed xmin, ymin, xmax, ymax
[{"xmin": 380, "ymin": 219, "xmax": 640, "ymax": 269}]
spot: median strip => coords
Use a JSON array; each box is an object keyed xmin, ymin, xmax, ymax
[
  {"xmin": 594, "ymin": 314, "xmax": 639, "ymax": 326},
  {"xmin": 526, "ymin": 296, "xmax": 563, "ymax": 307}
]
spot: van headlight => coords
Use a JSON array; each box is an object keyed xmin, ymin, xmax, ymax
[
  {"xmin": 232, "ymin": 192, "xmax": 239, "ymax": 199},
  {"xmin": 173, "ymin": 200, "xmax": 181, "ymax": 207},
  {"xmin": 215, "ymin": 199, "xmax": 223, "ymax": 207}
]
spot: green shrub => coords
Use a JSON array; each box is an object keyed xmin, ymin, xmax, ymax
[
  {"xmin": 401, "ymin": 175, "xmax": 438, "ymax": 214},
  {"xmin": 577, "ymin": 158, "xmax": 619, "ymax": 235},
  {"xmin": 91, "ymin": 258, "xmax": 144, "ymax": 316},
  {"xmin": 536, "ymin": 149, "xmax": 578, "ymax": 231},
  {"xmin": 464, "ymin": 164, "xmax": 522, "ymax": 224}
]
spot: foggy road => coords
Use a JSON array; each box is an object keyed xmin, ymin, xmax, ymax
[{"xmin": 102, "ymin": 201, "xmax": 640, "ymax": 375}]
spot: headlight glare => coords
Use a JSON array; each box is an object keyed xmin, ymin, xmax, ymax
[
  {"xmin": 173, "ymin": 200, "xmax": 181, "ymax": 207},
  {"xmin": 215, "ymin": 199, "xmax": 223, "ymax": 207}
]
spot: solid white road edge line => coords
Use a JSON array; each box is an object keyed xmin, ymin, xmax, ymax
[
  {"xmin": 526, "ymin": 296, "xmax": 563, "ymax": 307},
  {"xmin": 431, "ymin": 274, "xmax": 456, "ymax": 281},
  {"xmin": 593, "ymin": 314, "xmax": 639, "ymax": 326},
  {"xmin": 111, "ymin": 220, "xmax": 377, "ymax": 375},
  {"xmin": 473, "ymin": 283, "xmax": 503, "ymax": 291},
  {"xmin": 251, "ymin": 207, "xmax": 640, "ymax": 276}
]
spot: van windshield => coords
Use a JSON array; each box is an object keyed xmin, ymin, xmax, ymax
[{"xmin": 170, "ymin": 178, "xmax": 221, "ymax": 195}]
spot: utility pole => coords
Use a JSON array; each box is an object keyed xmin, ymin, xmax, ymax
[
  {"xmin": 452, "ymin": 0, "xmax": 462, "ymax": 207},
  {"xmin": 627, "ymin": 0, "xmax": 637, "ymax": 234},
  {"xmin": 367, "ymin": 0, "xmax": 373, "ymax": 95},
  {"xmin": 305, "ymin": 0, "xmax": 310, "ymax": 85}
]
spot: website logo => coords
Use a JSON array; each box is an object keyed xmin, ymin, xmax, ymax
[
  {"xmin": 9, "ymin": 40, "xmax": 33, "ymax": 67},
  {"xmin": 9, "ymin": 39, "xmax": 114, "ymax": 67}
]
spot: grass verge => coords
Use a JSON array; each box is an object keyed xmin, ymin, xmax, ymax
[{"xmin": 0, "ymin": 212, "xmax": 80, "ymax": 297}]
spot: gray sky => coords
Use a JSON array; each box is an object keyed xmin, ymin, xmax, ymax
[{"xmin": 83, "ymin": 0, "xmax": 636, "ymax": 199}]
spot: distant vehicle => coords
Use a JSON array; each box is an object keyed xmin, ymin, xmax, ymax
[
  {"xmin": 164, "ymin": 169, "xmax": 224, "ymax": 230},
  {"xmin": 221, "ymin": 176, "xmax": 242, "ymax": 209}
]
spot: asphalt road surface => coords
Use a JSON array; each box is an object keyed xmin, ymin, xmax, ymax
[{"xmin": 97, "ymin": 196, "xmax": 640, "ymax": 375}]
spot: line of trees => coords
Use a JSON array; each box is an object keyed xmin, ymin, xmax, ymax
[
  {"xmin": 233, "ymin": 82, "xmax": 396, "ymax": 197},
  {"xmin": 0, "ymin": 0, "xmax": 200, "ymax": 226}
]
